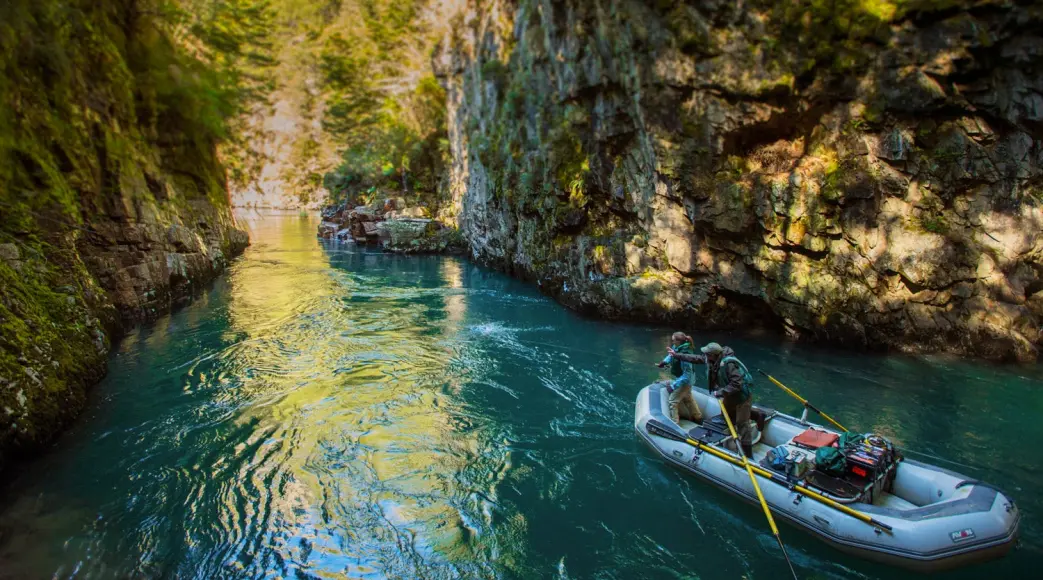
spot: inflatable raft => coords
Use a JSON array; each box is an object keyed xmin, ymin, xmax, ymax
[{"xmin": 634, "ymin": 382, "xmax": 1020, "ymax": 572}]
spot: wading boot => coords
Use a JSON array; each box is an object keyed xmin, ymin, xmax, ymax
[{"xmin": 742, "ymin": 444, "xmax": 753, "ymax": 459}]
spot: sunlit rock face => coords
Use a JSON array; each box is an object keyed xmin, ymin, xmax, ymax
[
  {"xmin": 76, "ymin": 196, "xmax": 250, "ymax": 328},
  {"xmin": 230, "ymin": 96, "xmax": 336, "ymax": 210},
  {"xmin": 436, "ymin": 0, "xmax": 1043, "ymax": 362}
]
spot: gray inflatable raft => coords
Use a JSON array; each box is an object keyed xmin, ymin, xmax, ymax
[{"xmin": 635, "ymin": 383, "xmax": 1020, "ymax": 572}]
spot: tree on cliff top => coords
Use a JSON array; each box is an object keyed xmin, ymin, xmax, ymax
[
  {"xmin": 318, "ymin": 0, "xmax": 449, "ymax": 210},
  {"xmin": 174, "ymin": 0, "xmax": 279, "ymax": 189}
]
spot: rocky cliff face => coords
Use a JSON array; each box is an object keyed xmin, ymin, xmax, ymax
[
  {"xmin": 317, "ymin": 199, "xmax": 466, "ymax": 253},
  {"xmin": 75, "ymin": 197, "xmax": 249, "ymax": 329},
  {"xmin": 435, "ymin": 0, "xmax": 1043, "ymax": 361},
  {"xmin": 0, "ymin": 0, "xmax": 248, "ymax": 468},
  {"xmin": 1, "ymin": 192, "xmax": 248, "ymax": 468},
  {"xmin": 230, "ymin": 85, "xmax": 336, "ymax": 210}
]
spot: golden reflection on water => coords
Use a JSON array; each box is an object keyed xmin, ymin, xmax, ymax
[
  {"xmin": 209, "ymin": 211, "xmax": 516, "ymax": 576},
  {"xmin": 441, "ymin": 257, "xmax": 467, "ymax": 331}
]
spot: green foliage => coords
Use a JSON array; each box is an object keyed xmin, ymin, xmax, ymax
[
  {"xmin": 186, "ymin": 0, "xmax": 278, "ymax": 105},
  {"xmin": 1026, "ymin": 184, "xmax": 1043, "ymax": 205},
  {"xmin": 843, "ymin": 117, "xmax": 868, "ymax": 135},
  {"xmin": 821, "ymin": 169, "xmax": 843, "ymax": 202},
  {"xmin": 321, "ymin": 32, "xmax": 382, "ymax": 138},
  {"xmin": 180, "ymin": 0, "xmax": 279, "ymax": 189},
  {"xmin": 913, "ymin": 190, "xmax": 951, "ymax": 234},
  {"xmin": 0, "ymin": 246, "xmax": 108, "ymax": 453},
  {"xmin": 548, "ymin": 117, "xmax": 590, "ymax": 203},
  {"xmin": 482, "ymin": 59, "xmax": 509, "ymax": 89},
  {"xmin": 665, "ymin": 4, "xmax": 715, "ymax": 54},
  {"xmin": 757, "ymin": 0, "xmax": 899, "ymax": 74},
  {"xmin": 319, "ymin": 1, "xmax": 449, "ymax": 209},
  {"xmin": 0, "ymin": 0, "xmax": 278, "ymax": 234},
  {"xmin": 323, "ymin": 77, "xmax": 447, "ymax": 206},
  {"xmin": 919, "ymin": 215, "xmax": 950, "ymax": 234},
  {"xmin": 763, "ymin": 0, "xmax": 983, "ymax": 74}
]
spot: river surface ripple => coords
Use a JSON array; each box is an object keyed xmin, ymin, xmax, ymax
[{"xmin": 1, "ymin": 211, "xmax": 1041, "ymax": 579}]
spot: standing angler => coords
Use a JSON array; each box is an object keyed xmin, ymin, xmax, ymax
[
  {"xmin": 667, "ymin": 342, "xmax": 755, "ymax": 458},
  {"xmin": 656, "ymin": 332, "xmax": 703, "ymax": 425}
]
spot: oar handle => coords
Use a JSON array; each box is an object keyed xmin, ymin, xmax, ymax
[
  {"xmin": 757, "ymin": 369, "xmax": 849, "ymax": 433},
  {"xmin": 716, "ymin": 398, "xmax": 799, "ymax": 579},
  {"xmin": 718, "ymin": 399, "xmax": 782, "ymax": 529}
]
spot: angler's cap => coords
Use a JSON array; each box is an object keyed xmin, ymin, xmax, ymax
[{"xmin": 700, "ymin": 342, "xmax": 724, "ymax": 355}]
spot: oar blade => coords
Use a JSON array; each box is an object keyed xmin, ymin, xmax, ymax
[{"xmin": 645, "ymin": 419, "xmax": 687, "ymax": 443}]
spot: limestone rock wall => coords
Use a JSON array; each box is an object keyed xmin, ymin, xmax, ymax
[
  {"xmin": 317, "ymin": 200, "xmax": 465, "ymax": 253},
  {"xmin": 77, "ymin": 199, "xmax": 249, "ymax": 327},
  {"xmin": 436, "ymin": 0, "xmax": 1043, "ymax": 361}
]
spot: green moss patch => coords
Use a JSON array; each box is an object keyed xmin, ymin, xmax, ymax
[{"xmin": 0, "ymin": 242, "xmax": 109, "ymax": 463}]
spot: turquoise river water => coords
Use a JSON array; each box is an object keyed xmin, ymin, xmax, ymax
[{"xmin": 1, "ymin": 211, "xmax": 1041, "ymax": 579}]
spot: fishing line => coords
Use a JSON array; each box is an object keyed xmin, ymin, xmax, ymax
[
  {"xmin": 892, "ymin": 447, "xmax": 985, "ymax": 473},
  {"xmin": 511, "ymin": 337, "xmax": 650, "ymax": 367},
  {"xmin": 446, "ymin": 330, "xmax": 653, "ymax": 368}
]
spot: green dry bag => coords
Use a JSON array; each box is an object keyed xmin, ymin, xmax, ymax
[
  {"xmin": 838, "ymin": 431, "xmax": 864, "ymax": 450},
  {"xmin": 815, "ymin": 446, "xmax": 846, "ymax": 476}
]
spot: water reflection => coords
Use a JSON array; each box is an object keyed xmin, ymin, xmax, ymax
[
  {"xmin": 0, "ymin": 212, "xmax": 523, "ymax": 578},
  {"xmin": 203, "ymin": 213, "xmax": 523, "ymax": 577}
]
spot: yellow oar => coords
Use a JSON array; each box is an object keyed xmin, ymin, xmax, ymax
[
  {"xmin": 758, "ymin": 370, "xmax": 848, "ymax": 433},
  {"xmin": 718, "ymin": 398, "xmax": 799, "ymax": 580}
]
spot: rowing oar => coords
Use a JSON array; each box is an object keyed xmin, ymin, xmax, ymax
[
  {"xmin": 758, "ymin": 370, "xmax": 848, "ymax": 433},
  {"xmin": 643, "ymin": 419, "xmax": 894, "ymax": 533},
  {"xmin": 717, "ymin": 400, "xmax": 799, "ymax": 580}
]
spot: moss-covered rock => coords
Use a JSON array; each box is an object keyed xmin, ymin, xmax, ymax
[{"xmin": 0, "ymin": 0, "xmax": 250, "ymax": 468}]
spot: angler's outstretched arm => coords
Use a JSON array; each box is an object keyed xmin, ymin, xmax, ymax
[{"xmin": 669, "ymin": 352, "xmax": 708, "ymax": 365}]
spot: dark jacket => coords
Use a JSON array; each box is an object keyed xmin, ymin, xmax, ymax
[{"xmin": 672, "ymin": 347, "xmax": 751, "ymax": 405}]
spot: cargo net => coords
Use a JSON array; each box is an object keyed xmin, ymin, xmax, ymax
[{"xmin": 764, "ymin": 429, "xmax": 900, "ymax": 502}]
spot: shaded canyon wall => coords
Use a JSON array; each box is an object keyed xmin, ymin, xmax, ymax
[{"xmin": 0, "ymin": 0, "xmax": 249, "ymax": 467}]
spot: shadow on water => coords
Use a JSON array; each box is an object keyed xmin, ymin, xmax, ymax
[{"xmin": 0, "ymin": 211, "xmax": 1040, "ymax": 579}]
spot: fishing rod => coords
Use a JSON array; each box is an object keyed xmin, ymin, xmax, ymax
[{"xmin": 511, "ymin": 337, "xmax": 648, "ymax": 367}]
